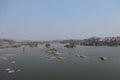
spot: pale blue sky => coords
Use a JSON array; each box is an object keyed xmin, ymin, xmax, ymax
[{"xmin": 0, "ymin": 0, "xmax": 120, "ymax": 40}]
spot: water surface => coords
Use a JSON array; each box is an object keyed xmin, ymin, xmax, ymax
[{"xmin": 0, "ymin": 43, "xmax": 120, "ymax": 80}]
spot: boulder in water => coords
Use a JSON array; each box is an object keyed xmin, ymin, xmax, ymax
[
  {"xmin": 10, "ymin": 61, "xmax": 16, "ymax": 64},
  {"xmin": 8, "ymin": 70, "xmax": 15, "ymax": 74},
  {"xmin": 100, "ymin": 56, "xmax": 108, "ymax": 61}
]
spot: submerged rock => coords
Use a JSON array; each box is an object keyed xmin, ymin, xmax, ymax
[
  {"xmin": 58, "ymin": 57, "xmax": 67, "ymax": 60},
  {"xmin": 76, "ymin": 54, "xmax": 87, "ymax": 58},
  {"xmin": 53, "ymin": 52, "xmax": 62, "ymax": 56},
  {"xmin": 1, "ymin": 57, "xmax": 8, "ymax": 60},
  {"xmin": 10, "ymin": 61, "xmax": 16, "ymax": 64},
  {"xmin": 50, "ymin": 56, "xmax": 57, "ymax": 60},
  {"xmin": 5, "ymin": 68, "xmax": 11, "ymax": 71},
  {"xmin": 80, "ymin": 55, "xmax": 87, "ymax": 58},
  {"xmin": 0, "ymin": 54, "xmax": 16, "ymax": 60},
  {"xmin": 22, "ymin": 47, "xmax": 25, "ymax": 51},
  {"xmin": 76, "ymin": 54, "xmax": 80, "ymax": 57},
  {"xmin": 17, "ymin": 69, "xmax": 21, "ymax": 72},
  {"xmin": 44, "ymin": 55, "xmax": 49, "ymax": 58},
  {"xmin": 8, "ymin": 70, "xmax": 15, "ymax": 74},
  {"xmin": 100, "ymin": 56, "xmax": 108, "ymax": 61}
]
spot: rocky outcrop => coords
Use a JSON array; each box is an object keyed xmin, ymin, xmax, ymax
[{"xmin": 100, "ymin": 56, "xmax": 108, "ymax": 61}]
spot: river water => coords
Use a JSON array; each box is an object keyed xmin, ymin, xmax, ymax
[{"xmin": 0, "ymin": 43, "xmax": 120, "ymax": 80}]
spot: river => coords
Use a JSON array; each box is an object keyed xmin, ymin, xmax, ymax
[{"xmin": 0, "ymin": 43, "xmax": 120, "ymax": 80}]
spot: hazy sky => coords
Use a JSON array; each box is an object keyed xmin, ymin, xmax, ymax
[{"xmin": 0, "ymin": 0, "xmax": 120, "ymax": 40}]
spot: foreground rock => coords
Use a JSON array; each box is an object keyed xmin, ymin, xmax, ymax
[
  {"xmin": 5, "ymin": 68, "xmax": 15, "ymax": 74},
  {"xmin": 47, "ymin": 48, "xmax": 58, "ymax": 53},
  {"xmin": 8, "ymin": 70, "xmax": 15, "ymax": 74},
  {"xmin": 80, "ymin": 55, "xmax": 87, "ymax": 58},
  {"xmin": 100, "ymin": 56, "xmax": 108, "ymax": 61},
  {"xmin": 46, "ymin": 48, "xmax": 66, "ymax": 61},
  {"xmin": 5, "ymin": 68, "xmax": 21, "ymax": 74},
  {"xmin": 10, "ymin": 61, "xmax": 16, "ymax": 64}
]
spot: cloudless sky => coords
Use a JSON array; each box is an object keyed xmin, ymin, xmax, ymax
[{"xmin": 0, "ymin": 0, "xmax": 120, "ymax": 40}]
